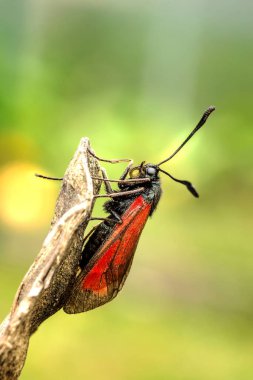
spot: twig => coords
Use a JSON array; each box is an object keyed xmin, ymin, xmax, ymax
[{"xmin": 0, "ymin": 138, "xmax": 102, "ymax": 380}]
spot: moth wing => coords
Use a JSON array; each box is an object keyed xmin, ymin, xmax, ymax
[{"xmin": 64, "ymin": 196, "xmax": 151, "ymax": 314}]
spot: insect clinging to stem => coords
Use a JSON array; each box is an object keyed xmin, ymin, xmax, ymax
[
  {"xmin": 37, "ymin": 106, "xmax": 215, "ymax": 314},
  {"xmin": 61, "ymin": 106, "xmax": 215, "ymax": 313}
]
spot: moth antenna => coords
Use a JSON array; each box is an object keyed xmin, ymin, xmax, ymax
[
  {"xmin": 158, "ymin": 106, "xmax": 215, "ymax": 166},
  {"xmin": 159, "ymin": 168, "xmax": 199, "ymax": 198}
]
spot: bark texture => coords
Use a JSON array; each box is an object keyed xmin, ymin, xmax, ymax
[{"xmin": 0, "ymin": 138, "xmax": 101, "ymax": 380}]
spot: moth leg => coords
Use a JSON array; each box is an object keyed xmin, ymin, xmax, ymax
[
  {"xmin": 100, "ymin": 167, "xmax": 113, "ymax": 194},
  {"xmin": 87, "ymin": 148, "xmax": 132, "ymax": 165},
  {"xmin": 91, "ymin": 176, "xmax": 150, "ymax": 185},
  {"xmin": 89, "ymin": 169, "xmax": 124, "ymax": 225},
  {"xmin": 97, "ymin": 167, "xmax": 146, "ymax": 198},
  {"xmin": 94, "ymin": 187, "xmax": 145, "ymax": 199},
  {"xmin": 117, "ymin": 161, "xmax": 151, "ymax": 190},
  {"xmin": 119, "ymin": 161, "xmax": 133, "ymax": 181},
  {"xmin": 83, "ymin": 225, "xmax": 98, "ymax": 245},
  {"xmin": 89, "ymin": 215, "xmax": 122, "ymax": 224},
  {"xmin": 117, "ymin": 161, "xmax": 136, "ymax": 190},
  {"xmin": 88, "ymin": 217, "xmax": 106, "ymax": 221}
]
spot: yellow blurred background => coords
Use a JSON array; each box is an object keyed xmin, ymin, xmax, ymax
[{"xmin": 0, "ymin": 1, "xmax": 253, "ymax": 379}]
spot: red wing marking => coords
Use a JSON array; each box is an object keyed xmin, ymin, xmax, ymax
[
  {"xmin": 64, "ymin": 195, "xmax": 152, "ymax": 313},
  {"xmin": 81, "ymin": 239, "xmax": 121, "ymax": 295}
]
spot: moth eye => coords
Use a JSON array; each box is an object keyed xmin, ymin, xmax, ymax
[
  {"xmin": 146, "ymin": 167, "xmax": 156, "ymax": 175},
  {"xmin": 129, "ymin": 168, "xmax": 141, "ymax": 178}
]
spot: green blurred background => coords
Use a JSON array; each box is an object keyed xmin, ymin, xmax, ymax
[{"xmin": 0, "ymin": 1, "xmax": 252, "ymax": 379}]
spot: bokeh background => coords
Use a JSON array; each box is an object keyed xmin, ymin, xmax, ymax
[{"xmin": 1, "ymin": 1, "xmax": 253, "ymax": 379}]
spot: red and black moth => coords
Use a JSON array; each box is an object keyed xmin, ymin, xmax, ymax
[{"xmin": 39, "ymin": 106, "xmax": 215, "ymax": 313}]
